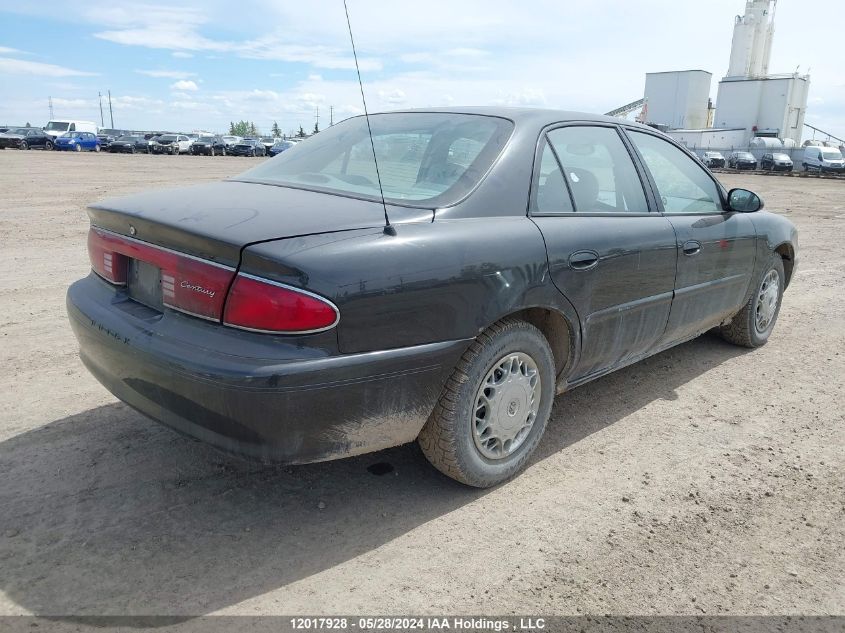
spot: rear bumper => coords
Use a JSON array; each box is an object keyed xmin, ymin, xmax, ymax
[{"xmin": 67, "ymin": 274, "xmax": 468, "ymax": 464}]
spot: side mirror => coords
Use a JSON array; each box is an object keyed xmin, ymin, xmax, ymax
[{"xmin": 727, "ymin": 188, "xmax": 764, "ymax": 213}]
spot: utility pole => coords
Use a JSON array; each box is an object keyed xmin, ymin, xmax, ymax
[
  {"xmin": 48, "ymin": 96, "xmax": 54, "ymax": 119},
  {"xmin": 98, "ymin": 92, "xmax": 105, "ymax": 127},
  {"xmin": 330, "ymin": 105, "xmax": 334, "ymax": 126},
  {"xmin": 107, "ymin": 90, "xmax": 114, "ymax": 128},
  {"xmin": 315, "ymin": 106, "xmax": 320, "ymax": 131}
]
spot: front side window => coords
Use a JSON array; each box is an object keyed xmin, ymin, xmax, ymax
[
  {"xmin": 545, "ymin": 126, "xmax": 647, "ymax": 213},
  {"xmin": 629, "ymin": 131, "xmax": 722, "ymax": 215},
  {"xmin": 236, "ymin": 113, "xmax": 514, "ymax": 207}
]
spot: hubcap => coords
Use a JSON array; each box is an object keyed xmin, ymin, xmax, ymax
[
  {"xmin": 755, "ymin": 269, "xmax": 780, "ymax": 333},
  {"xmin": 472, "ymin": 352, "xmax": 541, "ymax": 460}
]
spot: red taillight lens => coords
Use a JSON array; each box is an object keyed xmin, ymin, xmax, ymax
[
  {"xmin": 223, "ymin": 274, "xmax": 339, "ymax": 334},
  {"xmin": 87, "ymin": 227, "xmax": 235, "ymax": 320}
]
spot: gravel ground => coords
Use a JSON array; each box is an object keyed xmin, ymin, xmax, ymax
[{"xmin": 0, "ymin": 151, "xmax": 842, "ymax": 617}]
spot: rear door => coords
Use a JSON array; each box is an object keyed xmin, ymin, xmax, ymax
[
  {"xmin": 530, "ymin": 123, "xmax": 677, "ymax": 380},
  {"xmin": 625, "ymin": 129, "xmax": 757, "ymax": 344}
]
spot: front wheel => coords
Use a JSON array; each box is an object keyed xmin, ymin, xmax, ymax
[
  {"xmin": 719, "ymin": 254, "xmax": 785, "ymax": 348},
  {"xmin": 418, "ymin": 318, "xmax": 555, "ymax": 488},
  {"xmin": 45, "ymin": 140, "xmax": 53, "ymax": 151},
  {"xmin": 74, "ymin": 143, "xmax": 81, "ymax": 152},
  {"xmin": 94, "ymin": 144, "xmax": 101, "ymax": 152},
  {"xmin": 19, "ymin": 141, "xmax": 28, "ymax": 150}
]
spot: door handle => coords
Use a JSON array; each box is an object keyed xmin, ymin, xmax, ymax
[
  {"xmin": 682, "ymin": 240, "xmax": 702, "ymax": 256},
  {"xmin": 569, "ymin": 250, "xmax": 599, "ymax": 270}
]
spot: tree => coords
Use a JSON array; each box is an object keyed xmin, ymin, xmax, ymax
[
  {"xmin": 228, "ymin": 120, "xmax": 260, "ymax": 137},
  {"xmin": 25, "ymin": 121, "xmax": 31, "ymax": 127},
  {"xmin": 297, "ymin": 125, "xmax": 306, "ymax": 138},
  {"xmin": 313, "ymin": 121, "xmax": 319, "ymax": 134},
  {"xmin": 271, "ymin": 121, "xmax": 282, "ymax": 138}
]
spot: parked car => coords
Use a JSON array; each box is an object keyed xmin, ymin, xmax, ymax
[
  {"xmin": 259, "ymin": 137, "xmax": 276, "ymax": 150},
  {"xmin": 760, "ymin": 152, "xmax": 793, "ymax": 172},
  {"xmin": 66, "ymin": 108, "xmax": 797, "ymax": 487},
  {"xmin": 97, "ymin": 129, "xmax": 127, "ymax": 148},
  {"xmin": 44, "ymin": 120, "xmax": 98, "ymax": 140},
  {"xmin": 54, "ymin": 131, "xmax": 101, "ymax": 152},
  {"xmin": 229, "ymin": 138, "xmax": 266, "ymax": 156},
  {"xmin": 221, "ymin": 135, "xmax": 242, "ymax": 149},
  {"xmin": 268, "ymin": 139, "xmax": 297, "ymax": 156},
  {"xmin": 802, "ymin": 146, "xmax": 845, "ymax": 173},
  {"xmin": 107, "ymin": 135, "xmax": 146, "ymax": 154},
  {"xmin": 191, "ymin": 136, "xmax": 228, "ymax": 156},
  {"xmin": 728, "ymin": 151, "xmax": 757, "ymax": 170},
  {"xmin": 151, "ymin": 134, "xmax": 192, "ymax": 155},
  {"xmin": 701, "ymin": 151, "xmax": 726, "ymax": 168},
  {"xmin": 0, "ymin": 127, "xmax": 53, "ymax": 150}
]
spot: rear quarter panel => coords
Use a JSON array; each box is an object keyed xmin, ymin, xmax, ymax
[{"xmin": 238, "ymin": 217, "xmax": 579, "ymax": 355}]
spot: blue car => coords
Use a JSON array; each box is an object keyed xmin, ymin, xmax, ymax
[
  {"xmin": 268, "ymin": 140, "xmax": 297, "ymax": 156},
  {"xmin": 55, "ymin": 131, "xmax": 101, "ymax": 152}
]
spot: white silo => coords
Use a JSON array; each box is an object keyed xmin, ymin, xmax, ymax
[{"xmin": 727, "ymin": 0, "xmax": 776, "ymax": 77}]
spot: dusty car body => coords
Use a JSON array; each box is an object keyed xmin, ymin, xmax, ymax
[{"xmin": 67, "ymin": 108, "xmax": 797, "ymax": 486}]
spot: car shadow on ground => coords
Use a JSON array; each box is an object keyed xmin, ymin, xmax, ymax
[{"xmin": 0, "ymin": 333, "xmax": 748, "ymax": 617}]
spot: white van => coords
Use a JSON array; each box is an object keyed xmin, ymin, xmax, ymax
[
  {"xmin": 802, "ymin": 146, "xmax": 845, "ymax": 173},
  {"xmin": 43, "ymin": 120, "xmax": 98, "ymax": 139}
]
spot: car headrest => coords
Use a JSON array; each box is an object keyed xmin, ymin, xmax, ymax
[{"xmin": 566, "ymin": 168, "xmax": 599, "ymax": 212}]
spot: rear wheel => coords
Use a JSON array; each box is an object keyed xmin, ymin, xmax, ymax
[
  {"xmin": 45, "ymin": 140, "xmax": 53, "ymax": 151},
  {"xmin": 418, "ymin": 318, "xmax": 555, "ymax": 487},
  {"xmin": 210, "ymin": 147, "xmax": 215, "ymax": 156},
  {"xmin": 719, "ymin": 254, "xmax": 785, "ymax": 348},
  {"xmin": 74, "ymin": 143, "xmax": 81, "ymax": 152},
  {"xmin": 19, "ymin": 141, "xmax": 28, "ymax": 150}
]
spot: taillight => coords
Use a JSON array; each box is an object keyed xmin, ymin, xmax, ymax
[
  {"xmin": 87, "ymin": 227, "xmax": 235, "ymax": 320},
  {"xmin": 223, "ymin": 273, "xmax": 339, "ymax": 334}
]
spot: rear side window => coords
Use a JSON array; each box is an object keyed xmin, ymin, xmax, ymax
[
  {"xmin": 530, "ymin": 141, "xmax": 574, "ymax": 213},
  {"xmin": 545, "ymin": 126, "xmax": 648, "ymax": 213},
  {"xmin": 629, "ymin": 131, "xmax": 722, "ymax": 215}
]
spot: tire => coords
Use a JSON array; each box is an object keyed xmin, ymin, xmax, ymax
[
  {"xmin": 74, "ymin": 143, "xmax": 81, "ymax": 152},
  {"xmin": 719, "ymin": 254, "xmax": 785, "ymax": 348},
  {"xmin": 45, "ymin": 140, "xmax": 53, "ymax": 151},
  {"xmin": 94, "ymin": 144, "xmax": 101, "ymax": 153},
  {"xmin": 19, "ymin": 141, "xmax": 28, "ymax": 150},
  {"xmin": 210, "ymin": 147, "xmax": 215, "ymax": 157},
  {"xmin": 418, "ymin": 318, "xmax": 556, "ymax": 488}
]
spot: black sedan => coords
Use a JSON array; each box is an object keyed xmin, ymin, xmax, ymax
[
  {"xmin": 0, "ymin": 127, "xmax": 53, "ymax": 150},
  {"xmin": 229, "ymin": 138, "xmax": 266, "ymax": 156},
  {"xmin": 269, "ymin": 139, "xmax": 297, "ymax": 156},
  {"xmin": 107, "ymin": 135, "xmax": 147, "ymax": 153},
  {"xmin": 728, "ymin": 151, "xmax": 758, "ymax": 170},
  {"xmin": 191, "ymin": 136, "xmax": 227, "ymax": 156},
  {"xmin": 67, "ymin": 108, "xmax": 797, "ymax": 487},
  {"xmin": 760, "ymin": 152, "xmax": 793, "ymax": 172}
]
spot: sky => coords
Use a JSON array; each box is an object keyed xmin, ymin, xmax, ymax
[{"xmin": 0, "ymin": 0, "xmax": 842, "ymax": 139}]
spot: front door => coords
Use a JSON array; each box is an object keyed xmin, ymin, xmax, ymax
[
  {"xmin": 530, "ymin": 124, "xmax": 677, "ymax": 380},
  {"xmin": 626, "ymin": 130, "xmax": 757, "ymax": 344}
]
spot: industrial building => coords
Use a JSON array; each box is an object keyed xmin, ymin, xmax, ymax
[{"xmin": 638, "ymin": 0, "xmax": 811, "ymax": 150}]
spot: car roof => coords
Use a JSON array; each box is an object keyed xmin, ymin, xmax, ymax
[{"xmin": 370, "ymin": 106, "xmax": 654, "ymax": 130}]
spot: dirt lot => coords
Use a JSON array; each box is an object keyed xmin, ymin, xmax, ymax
[{"xmin": 0, "ymin": 151, "xmax": 842, "ymax": 617}]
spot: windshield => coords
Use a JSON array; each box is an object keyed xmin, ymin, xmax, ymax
[
  {"xmin": 822, "ymin": 150, "xmax": 843, "ymax": 160},
  {"xmin": 159, "ymin": 135, "xmax": 177, "ymax": 141},
  {"xmin": 737, "ymin": 153, "xmax": 754, "ymax": 159},
  {"xmin": 236, "ymin": 113, "xmax": 513, "ymax": 207},
  {"xmin": 11, "ymin": 128, "xmax": 30, "ymax": 135},
  {"xmin": 117, "ymin": 136, "xmax": 138, "ymax": 141},
  {"xmin": 772, "ymin": 153, "xmax": 790, "ymax": 160},
  {"xmin": 45, "ymin": 122, "xmax": 70, "ymax": 131}
]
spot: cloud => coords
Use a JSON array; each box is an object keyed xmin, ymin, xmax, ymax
[
  {"xmin": 170, "ymin": 79, "xmax": 198, "ymax": 91},
  {"xmin": 172, "ymin": 51, "xmax": 193, "ymax": 58},
  {"xmin": 137, "ymin": 69, "xmax": 196, "ymax": 78},
  {"xmin": 0, "ymin": 46, "xmax": 24, "ymax": 55},
  {"xmin": 0, "ymin": 57, "xmax": 97, "ymax": 77}
]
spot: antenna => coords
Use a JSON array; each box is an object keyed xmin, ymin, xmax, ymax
[
  {"xmin": 342, "ymin": 0, "xmax": 394, "ymax": 236},
  {"xmin": 107, "ymin": 90, "xmax": 114, "ymax": 128},
  {"xmin": 98, "ymin": 92, "xmax": 105, "ymax": 127},
  {"xmin": 48, "ymin": 96, "xmax": 54, "ymax": 119}
]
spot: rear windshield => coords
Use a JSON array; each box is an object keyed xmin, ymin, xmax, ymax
[{"xmin": 235, "ymin": 113, "xmax": 514, "ymax": 207}]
